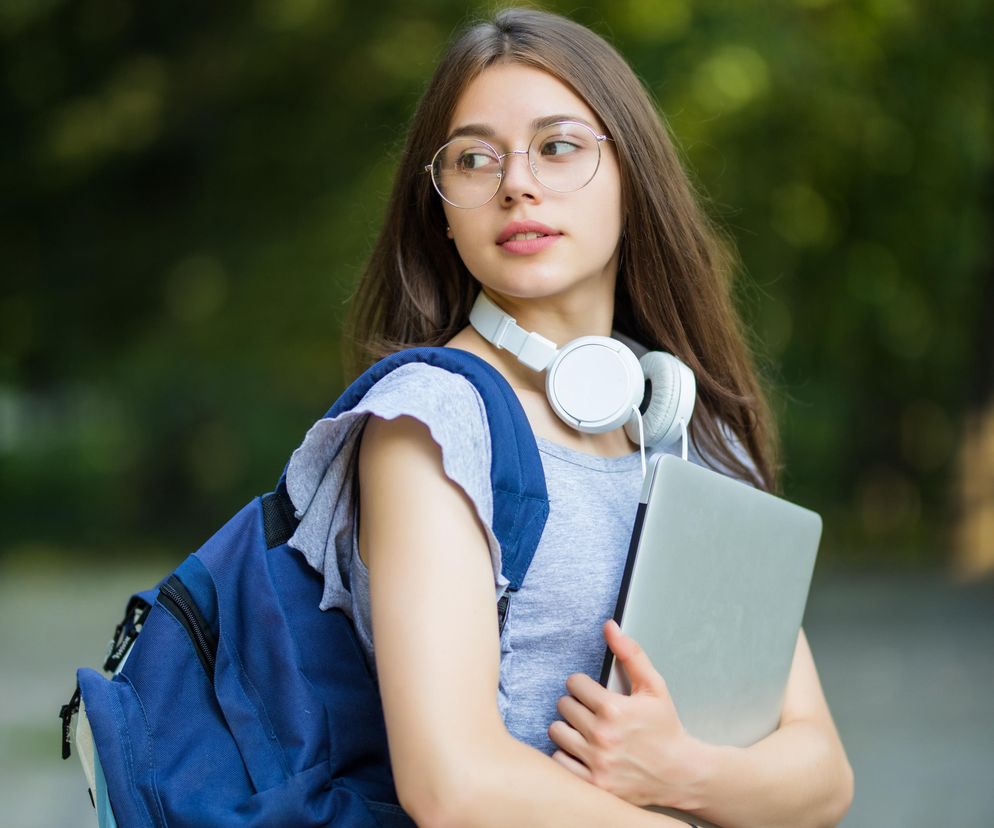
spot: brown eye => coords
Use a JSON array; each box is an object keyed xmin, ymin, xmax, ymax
[
  {"xmin": 540, "ymin": 139, "xmax": 580, "ymax": 158},
  {"xmin": 458, "ymin": 151, "xmax": 498, "ymax": 171}
]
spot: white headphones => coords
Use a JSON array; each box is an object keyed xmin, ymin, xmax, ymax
[{"xmin": 469, "ymin": 291, "xmax": 695, "ymax": 449}]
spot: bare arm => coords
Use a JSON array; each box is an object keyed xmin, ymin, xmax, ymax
[
  {"xmin": 687, "ymin": 629, "xmax": 854, "ymax": 828},
  {"xmin": 551, "ymin": 623, "xmax": 853, "ymax": 828},
  {"xmin": 358, "ymin": 414, "xmax": 688, "ymax": 828}
]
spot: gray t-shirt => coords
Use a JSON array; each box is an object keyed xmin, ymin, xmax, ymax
[{"xmin": 286, "ymin": 361, "xmax": 710, "ymax": 754}]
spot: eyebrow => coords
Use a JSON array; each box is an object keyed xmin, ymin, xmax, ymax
[{"xmin": 446, "ymin": 114, "xmax": 598, "ymax": 142}]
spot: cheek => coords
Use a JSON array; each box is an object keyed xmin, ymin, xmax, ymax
[
  {"xmin": 449, "ymin": 228, "xmax": 489, "ymax": 276},
  {"xmin": 602, "ymin": 166, "xmax": 624, "ymax": 236},
  {"xmin": 581, "ymin": 156, "xmax": 622, "ymax": 229},
  {"xmin": 444, "ymin": 206, "xmax": 476, "ymax": 242},
  {"xmin": 578, "ymin": 185, "xmax": 623, "ymax": 254}
]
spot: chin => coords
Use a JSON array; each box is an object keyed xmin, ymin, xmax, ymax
[
  {"xmin": 482, "ymin": 279, "xmax": 577, "ymax": 303},
  {"xmin": 494, "ymin": 271, "xmax": 610, "ymax": 305},
  {"xmin": 474, "ymin": 261, "xmax": 586, "ymax": 296}
]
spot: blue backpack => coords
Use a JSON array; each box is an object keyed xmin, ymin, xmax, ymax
[{"xmin": 61, "ymin": 347, "xmax": 550, "ymax": 827}]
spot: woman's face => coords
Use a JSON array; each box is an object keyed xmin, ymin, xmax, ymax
[{"xmin": 441, "ymin": 63, "xmax": 623, "ymax": 305}]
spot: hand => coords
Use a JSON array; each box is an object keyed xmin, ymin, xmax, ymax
[{"xmin": 548, "ymin": 620, "xmax": 707, "ymax": 809}]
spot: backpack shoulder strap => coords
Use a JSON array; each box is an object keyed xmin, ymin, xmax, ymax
[{"xmin": 294, "ymin": 346, "xmax": 549, "ymax": 589}]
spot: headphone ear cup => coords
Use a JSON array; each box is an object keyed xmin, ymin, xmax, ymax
[
  {"xmin": 546, "ymin": 336, "xmax": 645, "ymax": 433},
  {"xmin": 623, "ymin": 351, "xmax": 696, "ymax": 448}
]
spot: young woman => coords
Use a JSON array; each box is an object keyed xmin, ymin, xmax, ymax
[{"xmin": 289, "ymin": 8, "xmax": 853, "ymax": 826}]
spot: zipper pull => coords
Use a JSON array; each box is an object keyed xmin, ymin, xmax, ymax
[
  {"xmin": 103, "ymin": 597, "xmax": 150, "ymax": 674},
  {"xmin": 59, "ymin": 684, "xmax": 81, "ymax": 760}
]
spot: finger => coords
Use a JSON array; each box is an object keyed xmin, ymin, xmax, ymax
[
  {"xmin": 548, "ymin": 719, "xmax": 591, "ymax": 764},
  {"xmin": 552, "ymin": 749, "xmax": 593, "ymax": 782},
  {"xmin": 604, "ymin": 619, "xmax": 667, "ymax": 696},
  {"xmin": 557, "ymin": 693, "xmax": 598, "ymax": 740},
  {"xmin": 565, "ymin": 672, "xmax": 613, "ymax": 714}
]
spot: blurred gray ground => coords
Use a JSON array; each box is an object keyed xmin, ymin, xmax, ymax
[{"xmin": 1, "ymin": 563, "xmax": 992, "ymax": 827}]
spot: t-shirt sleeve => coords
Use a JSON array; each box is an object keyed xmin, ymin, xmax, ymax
[{"xmin": 284, "ymin": 362, "xmax": 506, "ymax": 656}]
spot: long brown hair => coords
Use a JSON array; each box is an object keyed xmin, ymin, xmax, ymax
[{"xmin": 345, "ymin": 7, "xmax": 779, "ymax": 491}]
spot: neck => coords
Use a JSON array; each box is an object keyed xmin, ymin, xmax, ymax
[{"xmin": 492, "ymin": 286, "xmax": 614, "ymax": 345}]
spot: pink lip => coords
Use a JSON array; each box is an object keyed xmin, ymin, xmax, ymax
[
  {"xmin": 500, "ymin": 235, "xmax": 561, "ymax": 255},
  {"xmin": 496, "ymin": 220, "xmax": 561, "ymax": 245}
]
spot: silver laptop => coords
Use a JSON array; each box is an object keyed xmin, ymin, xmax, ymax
[{"xmin": 600, "ymin": 453, "xmax": 821, "ymax": 749}]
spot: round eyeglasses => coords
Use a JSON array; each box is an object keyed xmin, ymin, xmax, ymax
[{"xmin": 425, "ymin": 120, "xmax": 612, "ymax": 209}]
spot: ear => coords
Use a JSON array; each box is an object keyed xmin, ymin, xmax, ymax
[{"xmin": 446, "ymin": 225, "xmax": 454, "ymax": 239}]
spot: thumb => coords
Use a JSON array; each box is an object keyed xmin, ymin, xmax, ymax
[{"xmin": 604, "ymin": 619, "xmax": 667, "ymax": 696}]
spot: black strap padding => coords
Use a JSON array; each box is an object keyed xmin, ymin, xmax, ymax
[
  {"xmin": 497, "ymin": 593, "xmax": 511, "ymax": 635},
  {"xmin": 262, "ymin": 480, "xmax": 299, "ymax": 549},
  {"xmin": 59, "ymin": 684, "xmax": 80, "ymax": 760}
]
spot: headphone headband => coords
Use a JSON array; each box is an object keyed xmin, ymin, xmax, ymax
[{"xmin": 468, "ymin": 291, "xmax": 559, "ymax": 371}]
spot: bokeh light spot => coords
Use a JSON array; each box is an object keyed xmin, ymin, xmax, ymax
[
  {"xmin": 868, "ymin": 0, "xmax": 917, "ymax": 24},
  {"xmin": 846, "ymin": 241, "xmax": 899, "ymax": 304},
  {"xmin": 75, "ymin": 392, "xmax": 138, "ymax": 475},
  {"xmin": 760, "ymin": 298, "xmax": 794, "ymax": 356},
  {"xmin": 693, "ymin": 46, "xmax": 770, "ymax": 113},
  {"xmin": 900, "ymin": 399, "xmax": 954, "ymax": 472},
  {"xmin": 618, "ymin": 0, "xmax": 691, "ymax": 40},
  {"xmin": 186, "ymin": 419, "xmax": 245, "ymax": 494},
  {"xmin": 255, "ymin": 0, "xmax": 337, "ymax": 31},
  {"xmin": 105, "ymin": 55, "xmax": 166, "ymax": 151},
  {"xmin": 0, "ymin": 294, "xmax": 36, "ymax": 359},
  {"xmin": 368, "ymin": 19, "xmax": 444, "ymax": 83},
  {"xmin": 857, "ymin": 465, "xmax": 921, "ymax": 536},
  {"xmin": 45, "ymin": 55, "xmax": 165, "ymax": 165},
  {"xmin": 881, "ymin": 284, "xmax": 932, "ymax": 360},
  {"xmin": 76, "ymin": 0, "xmax": 131, "ymax": 43},
  {"xmin": 0, "ymin": 0, "xmax": 65, "ymax": 36},
  {"xmin": 164, "ymin": 255, "xmax": 229, "ymax": 324},
  {"xmin": 47, "ymin": 96, "xmax": 109, "ymax": 163},
  {"xmin": 862, "ymin": 115, "xmax": 915, "ymax": 174},
  {"xmin": 770, "ymin": 183, "xmax": 836, "ymax": 247}
]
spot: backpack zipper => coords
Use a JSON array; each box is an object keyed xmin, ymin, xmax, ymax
[{"xmin": 159, "ymin": 576, "xmax": 217, "ymax": 681}]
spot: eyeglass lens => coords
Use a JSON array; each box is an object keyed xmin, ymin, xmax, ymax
[{"xmin": 430, "ymin": 121, "xmax": 603, "ymax": 209}]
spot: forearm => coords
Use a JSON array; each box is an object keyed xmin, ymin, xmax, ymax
[
  {"xmin": 684, "ymin": 720, "xmax": 853, "ymax": 828},
  {"xmin": 410, "ymin": 731, "xmax": 690, "ymax": 828}
]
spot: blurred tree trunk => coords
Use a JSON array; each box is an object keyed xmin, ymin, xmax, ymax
[{"xmin": 954, "ymin": 199, "xmax": 994, "ymax": 578}]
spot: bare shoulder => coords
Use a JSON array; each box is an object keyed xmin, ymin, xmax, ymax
[
  {"xmin": 357, "ymin": 413, "xmax": 487, "ymax": 567},
  {"xmin": 359, "ymin": 412, "xmax": 442, "ymax": 475}
]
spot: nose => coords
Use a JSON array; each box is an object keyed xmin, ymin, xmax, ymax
[{"xmin": 498, "ymin": 149, "xmax": 542, "ymax": 205}]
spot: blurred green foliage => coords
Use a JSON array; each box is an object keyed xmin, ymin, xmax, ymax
[{"xmin": 1, "ymin": 0, "xmax": 991, "ymax": 564}]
